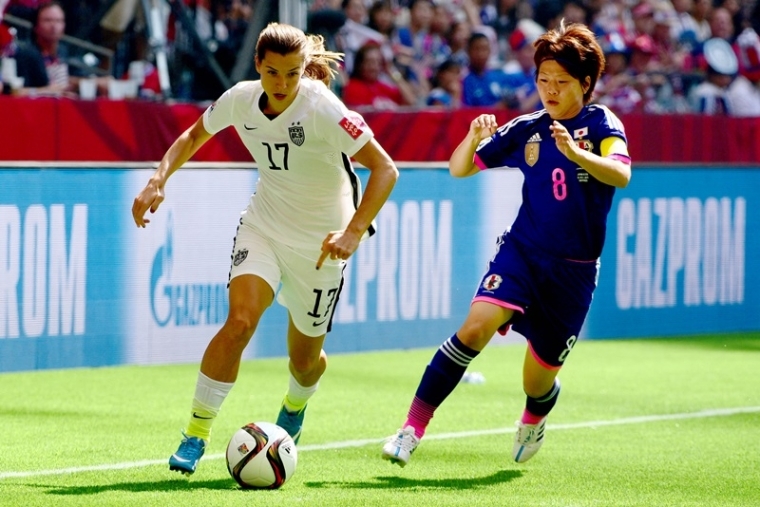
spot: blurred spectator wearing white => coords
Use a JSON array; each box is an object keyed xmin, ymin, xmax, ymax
[
  {"xmin": 669, "ymin": 0, "xmax": 704, "ymax": 47},
  {"xmin": 336, "ymin": 0, "xmax": 385, "ymax": 74},
  {"xmin": 690, "ymin": 37, "xmax": 760, "ymax": 116},
  {"xmin": 690, "ymin": 0, "xmax": 712, "ymax": 41}
]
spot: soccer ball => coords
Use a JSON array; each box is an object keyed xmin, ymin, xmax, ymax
[{"xmin": 226, "ymin": 422, "xmax": 298, "ymax": 489}]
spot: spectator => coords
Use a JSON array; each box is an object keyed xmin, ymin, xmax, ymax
[
  {"xmin": 736, "ymin": 25, "xmax": 760, "ymax": 83},
  {"xmin": 342, "ymin": 41, "xmax": 418, "ymax": 109},
  {"xmin": 595, "ymin": 32, "xmax": 643, "ymax": 114},
  {"xmin": 651, "ymin": 6, "xmax": 685, "ymax": 72},
  {"xmin": 461, "ymin": 30, "xmax": 511, "ymax": 107},
  {"xmin": 426, "ymin": 57, "xmax": 462, "ymax": 108},
  {"xmin": 12, "ymin": 1, "xmax": 95, "ymax": 97},
  {"xmin": 446, "ymin": 18, "xmax": 473, "ymax": 68},
  {"xmin": 503, "ymin": 21, "xmax": 542, "ymax": 112},
  {"xmin": 669, "ymin": 0, "xmax": 702, "ymax": 48},
  {"xmin": 395, "ymin": 0, "xmax": 450, "ymax": 82},
  {"xmin": 630, "ymin": 1, "xmax": 656, "ymax": 39},
  {"xmin": 336, "ymin": 0, "xmax": 387, "ymax": 74},
  {"xmin": 627, "ymin": 33, "xmax": 671, "ymax": 112},
  {"xmin": 690, "ymin": 0, "xmax": 713, "ymax": 42},
  {"xmin": 690, "ymin": 37, "xmax": 760, "ymax": 116},
  {"xmin": 592, "ymin": 0, "xmax": 631, "ymax": 39}
]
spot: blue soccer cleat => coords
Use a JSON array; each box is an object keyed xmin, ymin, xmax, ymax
[
  {"xmin": 276, "ymin": 404, "xmax": 307, "ymax": 444},
  {"xmin": 169, "ymin": 433, "xmax": 206, "ymax": 476}
]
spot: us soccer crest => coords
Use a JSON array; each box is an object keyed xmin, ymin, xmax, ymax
[
  {"xmin": 289, "ymin": 124, "xmax": 305, "ymax": 146},
  {"xmin": 525, "ymin": 141, "xmax": 539, "ymax": 166},
  {"xmin": 233, "ymin": 248, "xmax": 248, "ymax": 266}
]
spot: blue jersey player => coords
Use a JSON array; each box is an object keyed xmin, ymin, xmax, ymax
[{"xmin": 383, "ymin": 20, "xmax": 632, "ymax": 467}]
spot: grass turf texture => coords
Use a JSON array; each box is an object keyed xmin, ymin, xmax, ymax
[{"xmin": 1, "ymin": 333, "xmax": 758, "ymax": 507}]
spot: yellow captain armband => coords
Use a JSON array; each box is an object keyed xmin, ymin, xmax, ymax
[{"xmin": 601, "ymin": 136, "xmax": 629, "ymax": 158}]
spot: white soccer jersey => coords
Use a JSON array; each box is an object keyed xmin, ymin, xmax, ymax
[{"xmin": 203, "ymin": 78, "xmax": 374, "ymax": 249}]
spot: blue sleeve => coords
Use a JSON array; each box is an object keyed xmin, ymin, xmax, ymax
[{"xmin": 475, "ymin": 120, "xmax": 522, "ymax": 169}]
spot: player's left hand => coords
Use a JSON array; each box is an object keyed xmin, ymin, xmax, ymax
[
  {"xmin": 550, "ymin": 121, "xmax": 581, "ymax": 160},
  {"xmin": 316, "ymin": 229, "xmax": 361, "ymax": 269}
]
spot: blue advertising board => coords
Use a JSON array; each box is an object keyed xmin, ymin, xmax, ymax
[{"xmin": 1, "ymin": 164, "xmax": 757, "ymax": 372}]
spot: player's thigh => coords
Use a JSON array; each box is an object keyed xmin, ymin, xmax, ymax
[
  {"xmin": 458, "ymin": 301, "xmax": 515, "ymax": 351},
  {"xmin": 515, "ymin": 259, "xmax": 597, "ymax": 368},
  {"xmin": 278, "ymin": 245, "xmax": 344, "ymax": 338},
  {"xmin": 227, "ymin": 223, "xmax": 281, "ymax": 321},
  {"xmin": 228, "ymin": 275, "xmax": 275, "ymax": 325}
]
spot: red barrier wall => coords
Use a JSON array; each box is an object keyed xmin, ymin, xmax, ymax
[{"xmin": 1, "ymin": 96, "xmax": 758, "ymax": 163}]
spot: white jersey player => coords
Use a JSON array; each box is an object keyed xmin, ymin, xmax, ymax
[{"xmin": 132, "ymin": 22, "xmax": 399, "ymax": 477}]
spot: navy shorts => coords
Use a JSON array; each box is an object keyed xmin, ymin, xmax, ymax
[{"xmin": 473, "ymin": 232, "xmax": 599, "ymax": 368}]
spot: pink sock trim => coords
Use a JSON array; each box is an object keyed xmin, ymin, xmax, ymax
[
  {"xmin": 405, "ymin": 397, "xmax": 436, "ymax": 438},
  {"xmin": 521, "ymin": 409, "xmax": 544, "ymax": 425}
]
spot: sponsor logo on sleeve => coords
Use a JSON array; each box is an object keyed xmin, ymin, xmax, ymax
[{"xmin": 339, "ymin": 115, "xmax": 365, "ymax": 140}]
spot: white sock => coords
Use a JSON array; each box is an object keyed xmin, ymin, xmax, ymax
[
  {"xmin": 186, "ymin": 372, "xmax": 234, "ymax": 441},
  {"xmin": 283, "ymin": 374, "xmax": 318, "ymax": 412},
  {"xmin": 193, "ymin": 371, "xmax": 234, "ymax": 411}
]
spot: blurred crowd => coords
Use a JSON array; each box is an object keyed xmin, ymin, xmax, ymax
[{"xmin": 2, "ymin": 0, "xmax": 760, "ymax": 116}]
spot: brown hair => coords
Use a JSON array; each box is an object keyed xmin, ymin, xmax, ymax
[
  {"xmin": 255, "ymin": 22, "xmax": 343, "ymax": 86},
  {"xmin": 533, "ymin": 20, "xmax": 605, "ymax": 104}
]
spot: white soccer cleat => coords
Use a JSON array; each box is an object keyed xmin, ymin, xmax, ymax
[
  {"xmin": 382, "ymin": 426, "xmax": 420, "ymax": 467},
  {"xmin": 512, "ymin": 418, "xmax": 546, "ymax": 463}
]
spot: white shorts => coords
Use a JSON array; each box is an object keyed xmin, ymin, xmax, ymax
[{"xmin": 229, "ymin": 221, "xmax": 344, "ymax": 337}]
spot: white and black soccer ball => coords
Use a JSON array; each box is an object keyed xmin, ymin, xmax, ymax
[{"xmin": 226, "ymin": 422, "xmax": 298, "ymax": 489}]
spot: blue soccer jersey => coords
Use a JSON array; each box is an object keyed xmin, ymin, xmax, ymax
[{"xmin": 474, "ymin": 105, "xmax": 629, "ymax": 260}]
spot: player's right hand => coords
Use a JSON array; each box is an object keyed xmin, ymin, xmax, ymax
[
  {"xmin": 132, "ymin": 180, "xmax": 165, "ymax": 228},
  {"xmin": 469, "ymin": 114, "xmax": 498, "ymax": 141}
]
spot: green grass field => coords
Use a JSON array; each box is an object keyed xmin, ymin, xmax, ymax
[{"xmin": 1, "ymin": 333, "xmax": 759, "ymax": 507}]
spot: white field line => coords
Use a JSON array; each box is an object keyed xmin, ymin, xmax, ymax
[{"xmin": 1, "ymin": 406, "xmax": 758, "ymax": 480}]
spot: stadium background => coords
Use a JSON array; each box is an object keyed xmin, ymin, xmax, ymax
[{"xmin": 0, "ymin": 95, "xmax": 756, "ymax": 372}]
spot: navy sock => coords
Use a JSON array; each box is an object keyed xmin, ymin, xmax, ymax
[
  {"xmin": 525, "ymin": 378, "xmax": 561, "ymax": 418},
  {"xmin": 414, "ymin": 334, "xmax": 480, "ymax": 407}
]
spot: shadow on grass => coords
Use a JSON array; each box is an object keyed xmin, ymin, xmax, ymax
[
  {"xmin": 36, "ymin": 478, "xmax": 237, "ymax": 495},
  {"xmin": 304, "ymin": 469, "xmax": 522, "ymax": 490}
]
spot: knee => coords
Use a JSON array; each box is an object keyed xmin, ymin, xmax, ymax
[
  {"xmin": 290, "ymin": 350, "xmax": 326, "ymax": 376},
  {"xmin": 222, "ymin": 311, "xmax": 258, "ymax": 341},
  {"xmin": 456, "ymin": 323, "xmax": 492, "ymax": 350}
]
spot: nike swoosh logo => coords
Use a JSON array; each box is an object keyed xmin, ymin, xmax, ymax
[
  {"xmin": 312, "ymin": 319, "xmax": 327, "ymax": 327},
  {"xmin": 192, "ymin": 412, "xmax": 213, "ymax": 420},
  {"xmin": 171, "ymin": 455, "xmax": 191, "ymax": 462},
  {"xmin": 244, "ymin": 124, "xmax": 257, "ymax": 130}
]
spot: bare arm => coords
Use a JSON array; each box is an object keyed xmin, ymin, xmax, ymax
[
  {"xmin": 550, "ymin": 121, "xmax": 631, "ymax": 188},
  {"xmin": 132, "ymin": 116, "xmax": 213, "ymax": 227},
  {"xmin": 449, "ymin": 113, "xmax": 498, "ymax": 178},
  {"xmin": 316, "ymin": 138, "xmax": 399, "ymax": 268}
]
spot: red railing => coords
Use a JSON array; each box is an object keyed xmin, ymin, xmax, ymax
[{"xmin": 1, "ymin": 96, "xmax": 758, "ymax": 163}]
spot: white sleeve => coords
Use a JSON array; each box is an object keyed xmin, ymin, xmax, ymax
[
  {"xmin": 313, "ymin": 94, "xmax": 374, "ymax": 157},
  {"xmin": 202, "ymin": 87, "xmax": 236, "ymax": 135}
]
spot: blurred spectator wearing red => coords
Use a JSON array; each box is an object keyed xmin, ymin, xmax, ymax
[{"xmin": 342, "ymin": 41, "xmax": 418, "ymax": 109}]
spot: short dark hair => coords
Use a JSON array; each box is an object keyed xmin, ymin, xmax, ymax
[
  {"xmin": 533, "ymin": 19, "xmax": 605, "ymax": 104},
  {"xmin": 32, "ymin": 1, "xmax": 64, "ymax": 28},
  {"xmin": 466, "ymin": 31, "xmax": 490, "ymax": 49}
]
